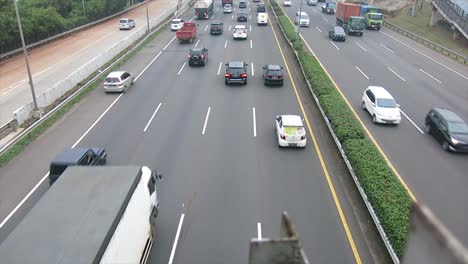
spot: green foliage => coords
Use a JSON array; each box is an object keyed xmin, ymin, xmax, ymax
[
  {"xmin": 278, "ymin": 15, "xmax": 297, "ymax": 42},
  {"xmin": 292, "ymin": 39, "xmax": 303, "ymax": 51}
]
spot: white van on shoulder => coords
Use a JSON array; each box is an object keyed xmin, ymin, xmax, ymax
[
  {"xmin": 119, "ymin": 18, "xmax": 135, "ymax": 30},
  {"xmin": 257, "ymin": 13, "xmax": 268, "ymax": 25},
  {"xmin": 295, "ymin": 11, "xmax": 310, "ymax": 27}
]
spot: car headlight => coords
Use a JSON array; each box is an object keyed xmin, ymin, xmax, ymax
[{"xmin": 451, "ymin": 137, "xmax": 461, "ymax": 145}]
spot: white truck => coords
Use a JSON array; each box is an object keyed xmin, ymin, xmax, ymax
[
  {"xmin": 0, "ymin": 166, "xmax": 161, "ymax": 264},
  {"xmin": 194, "ymin": 0, "xmax": 214, "ymax": 19}
]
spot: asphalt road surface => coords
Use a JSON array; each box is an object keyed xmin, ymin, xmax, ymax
[
  {"xmin": 280, "ymin": 1, "xmax": 468, "ymax": 247},
  {"xmin": 0, "ymin": 1, "xmax": 392, "ymax": 263}
]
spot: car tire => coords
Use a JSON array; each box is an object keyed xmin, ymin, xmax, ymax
[
  {"xmin": 361, "ymin": 101, "xmax": 366, "ymax": 110},
  {"xmin": 372, "ymin": 115, "xmax": 377, "ymax": 123},
  {"xmin": 424, "ymin": 123, "xmax": 432, "ymax": 134},
  {"xmin": 442, "ymin": 140, "xmax": 450, "ymax": 152}
]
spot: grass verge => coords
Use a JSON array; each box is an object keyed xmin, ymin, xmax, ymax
[
  {"xmin": 269, "ymin": 0, "xmax": 411, "ymax": 257},
  {"xmin": 0, "ymin": 21, "xmax": 170, "ymax": 168}
]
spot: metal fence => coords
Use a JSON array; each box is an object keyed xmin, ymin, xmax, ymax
[
  {"xmin": 433, "ymin": 0, "xmax": 468, "ymax": 38},
  {"xmin": 383, "ymin": 21, "xmax": 468, "ymax": 64}
]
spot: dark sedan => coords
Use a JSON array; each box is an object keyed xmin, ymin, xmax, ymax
[
  {"xmin": 329, "ymin": 26, "xmax": 346, "ymax": 41},
  {"xmin": 262, "ymin": 64, "xmax": 284, "ymax": 86},
  {"xmin": 425, "ymin": 108, "xmax": 468, "ymax": 152},
  {"xmin": 237, "ymin": 12, "xmax": 248, "ymax": 22}
]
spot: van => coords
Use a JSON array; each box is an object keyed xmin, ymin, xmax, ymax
[
  {"xmin": 257, "ymin": 13, "xmax": 268, "ymax": 25},
  {"xmin": 119, "ymin": 18, "xmax": 135, "ymax": 30},
  {"xmin": 295, "ymin": 11, "xmax": 310, "ymax": 27}
]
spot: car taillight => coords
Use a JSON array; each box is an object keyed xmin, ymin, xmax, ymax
[
  {"xmin": 280, "ymin": 134, "xmax": 286, "ymax": 140},
  {"xmin": 188, "ymin": 55, "xmax": 191, "ymax": 58},
  {"xmin": 301, "ymin": 135, "xmax": 306, "ymax": 140},
  {"xmin": 201, "ymin": 54, "xmax": 204, "ymax": 59},
  {"xmin": 225, "ymin": 73, "xmax": 231, "ymax": 77},
  {"xmin": 278, "ymin": 75, "xmax": 283, "ymax": 78},
  {"xmin": 241, "ymin": 73, "xmax": 247, "ymax": 78},
  {"xmin": 265, "ymin": 74, "xmax": 272, "ymax": 78}
]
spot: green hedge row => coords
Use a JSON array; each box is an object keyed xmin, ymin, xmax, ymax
[{"xmin": 269, "ymin": 0, "xmax": 411, "ymax": 257}]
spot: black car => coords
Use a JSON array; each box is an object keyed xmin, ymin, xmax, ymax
[
  {"xmin": 237, "ymin": 12, "xmax": 248, "ymax": 22},
  {"xmin": 257, "ymin": 3, "xmax": 266, "ymax": 12},
  {"xmin": 210, "ymin": 21, "xmax": 223, "ymax": 35},
  {"xmin": 188, "ymin": 47, "xmax": 208, "ymax": 66},
  {"xmin": 239, "ymin": 0, "xmax": 247, "ymax": 8},
  {"xmin": 225, "ymin": 61, "xmax": 248, "ymax": 84},
  {"xmin": 329, "ymin": 26, "xmax": 346, "ymax": 41},
  {"xmin": 49, "ymin": 147, "xmax": 107, "ymax": 185},
  {"xmin": 425, "ymin": 108, "xmax": 468, "ymax": 152},
  {"xmin": 262, "ymin": 64, "xmax": 284, "ymax": 86}
]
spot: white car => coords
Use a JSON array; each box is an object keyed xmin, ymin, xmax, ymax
[
  {"xmin": 233, "ymin": 25, "xmax": 248, "ymax": 39},
  {"xmin": 224, "ymin": 4, "xmax": 233, "ymax": 13},
  {"xmin": 275, "ymin": 115, "xmax": 307, "ymax": 148},
  {"xmin": 283, "ymin": 0, "xmax": 292, "ymax": 6},
  {"xmin": 257, "ymin": 13, "xmax": 268, "ymax": 25},
  {"xmin": 170, "ymin": 18, "xmax": 184, "ymax": 31},
  {"xmin": 362, "ymin": 86, "xmax": 401, "ymax": 124},
  {"xmin": 103, "ymin": 71, "xmax": 134, "ymax": 93},
  {"xmin": 119, "ymin": 18, "xmax": 135, "ymax": 30},
  {"xmin": 295, "ymin": 11, "xmax": 310, "ymax": 27}
]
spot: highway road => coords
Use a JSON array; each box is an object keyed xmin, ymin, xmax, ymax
[
  {"xmin": 279, "ymin": 1, "xmax": 468, "ymax": 246},
  {"xmin": 0, "ymin": 1, "xmax": 391, "ymax": 263}
]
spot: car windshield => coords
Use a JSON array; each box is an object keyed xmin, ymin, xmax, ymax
[
  {"xmin": 328, "ymin": 3, "xmax": 336, "ymax": 7},
  {"xmin": 369, "ymin": 14, "xmax": 383, "ymax": 20},
  {"xmin": 268, "ymin": 70, "xmax": 282, "ymax": 75},
  {"xmin": 190, "ymin": 50, "xmax": 202, "ymax": 55},
  {"xmin": 448, "ymin": 121, "xmax": 468, "ymax": 134},
  {"xmin": 334, "ymin": 27, "xmax": 345, "ymax": 33},
  {"xmin": 235, "ymin": 28, "xmax": 246, "ymax": 33},
  {"xmin": 224, "ymin": 4, "xmax": 231, "ymax": 8},
  {"xmin": 172, "ymin": 20, "xmax": 181, "ymax": 24},
  {"xmin": 283, "ymin": 126, "xmax": 305, "ymax": 135},
  {"xmin": 120, "ymin": 19, "xmax": 128, "ymax": 23},
  {"xmin": 300, "ymin": 15, "xmax": 309, "ymax": 19},
  {"xmin": 105, "ymin": 77, "xmax": 120, "ymax": 83},
  {"xmin": 376, "ymin": 98, "xmax": 397, "ymax": 108}
]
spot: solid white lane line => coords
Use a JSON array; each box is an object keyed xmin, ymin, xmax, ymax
[
  {"xmin": 257, "ymin": 222, "xmax": 262, "ymax": 239},
  {"xmin": 202, "ymin": 107, "xmax": 211, "ymax": 135},
  {"xmin": 381, "ymin": 31, "xmax": 468, "ymax": 80},
  {"xmin": 250, "ymin": 39, "xmax": 253, "ymax": 49},
  {"xmin": 380, "ymin": 43, "xmax": 394, "ymax": 53},
  {"xmin": 322, "ymin": 17, "xmax": 328, "ymax": 22},
  {"xmin": 204, "ymin": 24, "xmax": 208, "ymax": 31},
  {"xmin": 251, "ymin": 62, "xmax": 254, "ymax": 76},
  {"xmin": 387, "ymin": 67, "xmax": 406, "ymax": 82},
  {"xmin": 355, "ymin": 66, "xmax": 370, "ymax": 80},
  {"xmin": 163, "ymin": 36, "xmax": 176, "ymax": 51},
  {"xmin": 72, "ymin": 94, "xmax": 123, "ymax": 148},
  {"xmin": 177, "ymin": 62, "xmax": 186, "ymax": 76},
  {"xmin": 229, "ymin": 25, "xmax": 232, "ymax": 31},
  {"xmin": 224, "ymin": 40, "xmax": 228, "ymax": 48},
  {"xmin": 354, "ymin": 42, "xmax": 367, "ymax": 52},
  {"xmin": 253, "ymin": 107, "xmax": 257, "ymax": 137},
  {"xmin": 419, "ymin": 68, "xmax": 442, "ymax": 83},
  {"xmin": 135, "ymin": 51, "xmax": 162, "ymax": 81},
  {"xmin": 330, "ymin": 41, "xmax": 340, "ymax": 50},
  {"xmin": 143, "ymin": 103, "xmax": 162, "ymax": 132},
  {"xmin": 217, "ymin": 62, "xmax": 223, "ymax": 75},
  {"xmin": 250, "ymin": 25, "xmax": 252, "ymax": 31},
  {"xmin": 194, "ymin": 39, "xmax": 200, "ymax": 47},
  {"xmin": 168, "ymin": 214, "xmax": 185, "ymax": 264},
  {"xmin": 400, "ymin": 109, "xmax": 425, "ymax": 134},
  {"xmin": 315, "ymin": 26, "xmax": 322, "ymax": 32}
]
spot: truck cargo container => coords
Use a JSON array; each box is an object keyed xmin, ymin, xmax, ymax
[
  {"xmin": 336, "ymin": 2, "xmax": 365, "ymax": 36},
  {"xmin": 359, "ymin": 5, "xmax": 383, "ymax": 30},
  {"xmin": 0, "ymin": 166, "xmax": 161, "ymax": 264},
  {"xmin": 194, "ymin": 0, "xmax": 213, "ymax": 19},
  {"xmin": 176, "ymin": 22, "xmax": 197, "ymax": 43}
]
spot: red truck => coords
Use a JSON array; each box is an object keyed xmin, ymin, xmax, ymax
[
  {"xmin": 336, "ymin": 2, "xmax": 360, "ymax": 26},
  {"xmin": 176, "ymin": 22, "xmax": 197, "ymax": 43},
  {"xmin": 221, "ymin": 0, "xmax": 233, "ymax": 6}
]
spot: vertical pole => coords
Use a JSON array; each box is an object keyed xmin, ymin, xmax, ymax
[
  {"xmin": 146, "ymin": 3, "xmax": 150, "ymax": 33},
  {"xmin": 13, "ymin": 0, "xmax": 38, "ymax": 111}
]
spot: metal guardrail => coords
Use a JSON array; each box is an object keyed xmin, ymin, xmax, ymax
[
  {"xmin": 0, "ymin": 120, "xmax": 19, "ymax": 141},
  {"xmin": 432, "ymin": 0, "xmax": 468, "ymax": 39},
  {"xmin": 269, "ymin": 2, "xmax": 400, "ymax": 263},
  {"xmin": 383, "ymin": 21, "xmax": 468, "ymax": 64},
  {"xmin": 0, "ymin": 1, "xmax": 148, "ymax": 60}
]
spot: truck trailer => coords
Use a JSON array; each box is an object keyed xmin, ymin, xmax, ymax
[
  {"xmin": 336, "ymin": 2, "xmax": 365, "ymax": 36},
  {"xmin": 194, "ymin": 0, "xmax": 213, "ymax": 19},
  {"xmin": 0, "ymin": 166, "xmax": 161, "ymax": 264}
]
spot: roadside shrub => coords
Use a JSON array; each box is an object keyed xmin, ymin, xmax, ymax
[
  {"xmin": 293, "ymin": 39, "xmax": 303, "ymax": 51},
  {"xmin": 278, "ymin": 16, "xmax": 297, "ymax": 42}
]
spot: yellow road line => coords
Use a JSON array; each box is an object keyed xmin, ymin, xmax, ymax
[{"xmin": 269, "ymin": 16, "xmax": 363, "ymax": 264}]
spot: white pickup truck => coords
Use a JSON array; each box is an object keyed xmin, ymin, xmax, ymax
[{"xmin": 0, "ymin": 166, "xmax": 161, "ymax": 264}]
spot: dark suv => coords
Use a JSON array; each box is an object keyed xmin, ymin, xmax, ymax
[
  {"xmin": 49, "ymin": 147, "xmax": 107, "ymax": 185},
  {"xmin": 425, "ymin": 108, "xmax": 468, "ymax": 152},
  {"xmin": 262, "ymin": 64, "xmax": 284, "ymax": 86},
  {"xmin": 210, "ymin": 21, "xmax": 223, "ymax": 35},
  {"xmin": 225, "ymin": 61, "xmax": 248, "ymax": 85},
  {"xmin": 257, "ymin": 3, "xmax": 266, "ymax": 12},
  {"xmin": 188, "ymin": 47, "xmax": 208, "ymax": 66},
  {"xmin": 237, "ymin": 12, "xmax": 248, "ymax": 22},
  {"xmin": 239, "ymin": 0, "xmax": 247, "ymax": 8}
]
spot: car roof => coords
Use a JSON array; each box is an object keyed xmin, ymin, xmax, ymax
[
  {"xmin": 172, "ymin": 18, "xmax": 183, "ymax": 22},
  {"xmin": 266, "ymin": 64, "xmax": 282, "ymax": 70},
  {"xmin": 433, "ymin": 108, "xmax": 465, "ymax": 122},
  {"xmin": 228, "ymin": 61, "xmax": 245, "ymax": 68},
  {"xmin": 120, "ymin": 18, "xmax": 130, "ymax": 20},
  {"xmin": 211, "ymin": 21, "xmax": 222, "ymax": 24},
  {"xmin": 224, "ymin": 3, "xmax": 231, "ymax": 6},
  {"xmin": 51, "ymin": 148, "xmax": 92, "ymax": 164},
  {"xmin": 281, "ymin": 115, "xmax": 304, "ymax": 126},
  {"xmin": 190, "ymin": 47, "xmax": 203, "ymax": 52},
  {"xmin": 333, "ymin": 26, "xmax": 344, "ymax": 30},
  {"xmin": 106, "ymin": 71, "xmax": 126, "ymax": 78},
  {"xmin": 367, "ymin": 86, "xmax": 394, "ymax": 99}
]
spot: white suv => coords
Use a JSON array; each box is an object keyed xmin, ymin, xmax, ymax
[
  {"xmin": 233, "ymin": 25, "xmax": 247, "ymax": 39},
  {"xmin": 119, "ymin": 18, "xmax": 135, "ymax": 30},
  {"xmin": 257, "ymin": 13, "xmax": 268, "ymax": 25},
  {"xmin": 362, "ymin": 86, "xmax": 401, "ymax": 124},
  {"xmin": 275, "ymin": 115, "xmax": 307, "ymax": 148},
  {"xmin": 295, "ymin": 11, "xmax": 310, "ymax": 27},
  {"xmin": 104, "ymin": 71, "xmax": 134, "ymax": 93}
]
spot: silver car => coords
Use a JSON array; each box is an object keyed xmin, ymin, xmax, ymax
[{"xmin": 104, "ymin": 71, "xmax": 134, "ymax": 93}]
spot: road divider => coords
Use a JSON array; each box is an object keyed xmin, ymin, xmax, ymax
[{"xmin": 270, "ymin": 0, "xmax": 412, "ymax": 261}]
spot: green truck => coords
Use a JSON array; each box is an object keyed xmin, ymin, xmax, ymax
[
  {"xmin": 359, "ymin": 5, "xmax": 383, "ymax": 30},
  {"xmin": 336, "ymin": 2, "xmax": 365, "ymax": 36}
]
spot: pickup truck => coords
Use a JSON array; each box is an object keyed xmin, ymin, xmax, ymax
[{"xmin": 176, "ymin": 22, "xmax": 197, "ymax": 43}]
